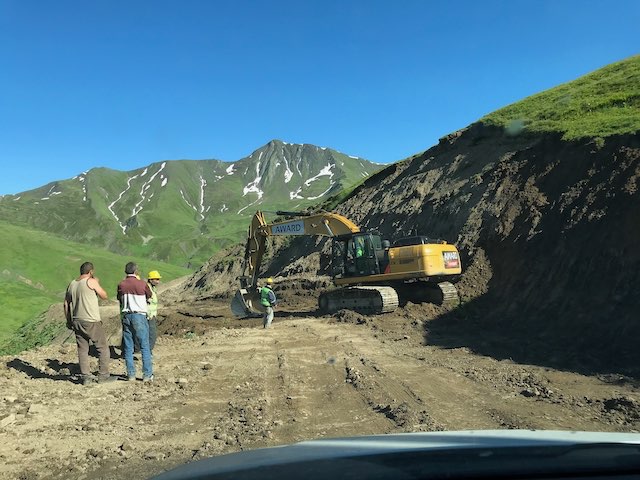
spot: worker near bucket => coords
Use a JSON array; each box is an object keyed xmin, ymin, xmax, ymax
[{"xmin": 260, "ymin": 277, "xmax": 277, "ymax": 329}]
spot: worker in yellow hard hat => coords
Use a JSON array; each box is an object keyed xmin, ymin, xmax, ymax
[
  {"xmin": 146, "ymin": 270, "xmax": 162, "ymax": 350},
  {"xmin": 259, "ymin": 277, "xmax": 277, "ymax": 329}
]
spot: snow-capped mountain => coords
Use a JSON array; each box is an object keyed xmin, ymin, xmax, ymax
[{"xmin": 0, "ymin": 140, "xmax": 382, "ymax": 266}]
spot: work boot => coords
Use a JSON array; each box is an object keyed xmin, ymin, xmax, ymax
[
  {"xmin": 142, "ymin": 375, "xmax": 154, "ymax": 383},
  {"xmin": 97, "ymin": 374, "xmax": 117, "ymax": 384},
  {"xmin": 81, "ymin": 374, "xmax": 98, "ymax": 386}
]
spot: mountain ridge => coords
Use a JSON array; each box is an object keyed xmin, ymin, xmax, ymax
[{"xmin": 0, "ymin": 139, "xmax": 382, "ymax": 266}]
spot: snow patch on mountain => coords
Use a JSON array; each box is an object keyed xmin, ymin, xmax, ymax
[
  {"xmin": 281, "ymin": 147, "xmax": 293, "ymax": 183},
  {"xmin": 242, "ymin": 162, "xmax": 264, "ymax": 199},
  {"xmin": 149, "ymin": 163, "xmax": 166, "ymax": 183},
  {"xmin": 132, "ymin": 163, "xmax": 166, "ymax": 217},
  {"xmin": 237, "ymin": 162, "xmax": 265, "ymax": 212},
  {"xmin": 77, "ymin": 174, "xmax": 87, "ymax": 201},
  {"xmin": 238, "ymin": 198, "xmax": 261, "ymax": 215},
  {"xmin": 286, "ymin": 164, "xmax": 336, "ymax": 201},
  {"xmin": 40, "ymin": 185, "xmax": 62, "ymax": 201},
  {"xmin": 304, "ymin": 163, "xmax": 334, "ymax": 186},
  {"xmin": 108, "ymin": 173, "xmax": 140, "ymax": 234},
  {"xmin": 226, "ymin": 164, "xmax": 235, "ymax": 175},
  {"xmin": 71, "ymin": 171, "xmax": 88, "ymax": 202},
  {"xmin": 198, "ymin": 176, "xmax": 206, "ymax": 220},
  {"xmin": 180, "ymin": 189, "xmax": 198, "ymax": 214},
  {"xmin": 307, "ymin": 184, "xmax": 335, "ymax": 200},
  {"xmin": 289, "ymin": 186, "xmax": 303, "ymax": 200}
]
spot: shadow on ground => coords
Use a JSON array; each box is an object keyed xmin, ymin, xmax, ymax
[
  {"xmin": 6, "ymin": 358, "xmax": 79, "ymax": 383},
  {"xmin": 423, "ymin": 289, "xmax": 640, "ymax": 379}
]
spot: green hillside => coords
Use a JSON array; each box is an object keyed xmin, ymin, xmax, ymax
[
  {"xmin": 482, "ymin": 55, "xmax": 640, "ymax": 140},
  {"xmin": 0, "ymin": 220, "xmax": 190, "ymax": 353},
  {"xmin": 0, "ymin": 141, "xmax": 382, "ymax": 267}
]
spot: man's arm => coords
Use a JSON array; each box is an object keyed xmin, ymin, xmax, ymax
[
  {"xmin": 64, "ymin": 289, "xmax": 73, "ymax": 328},
  {"xmin": 88, "ymin": 277, "xmax": 108, "ymax": 300}
]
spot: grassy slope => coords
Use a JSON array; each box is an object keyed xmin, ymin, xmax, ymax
[
  {"xmin": 0, "ymin": 220, "xmax": 190, "ymax": 351},
  {"xmin": 0, "ymin": 280, "xmax": 59, "ymax": 340},
  {"xmin": 481, "ymin": 55, "xmax": 640, "ymax": 139}
]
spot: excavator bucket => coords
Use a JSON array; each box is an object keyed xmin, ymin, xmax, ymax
[{"xmin": 230, "ymin": 288, "xmax": 263, "ymax": 318}]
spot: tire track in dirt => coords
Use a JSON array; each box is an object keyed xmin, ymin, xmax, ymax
[
  {"xmin": 259, "ymin": 324, "xmax": 392, "ymax": 440},
  {"xmin": 152, "ymin": 321, "xmax": 396, "ymax": 468},
  {"xmin": 317, "ymin": 322, "xmax": 501, "ymax": 431}
]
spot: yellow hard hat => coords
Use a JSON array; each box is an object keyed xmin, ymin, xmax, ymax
[
  {"xmin": 265, "ymin": 277, "xmax": 274, "ymax": 284},
  {"xmin": 148, "ymin": 270, "xmax": 162, "ymax": 280}
]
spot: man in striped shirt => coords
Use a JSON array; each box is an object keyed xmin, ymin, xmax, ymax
[{"xmin": 117, "ymin": 262, "xmax": 153, "ymax": 382}]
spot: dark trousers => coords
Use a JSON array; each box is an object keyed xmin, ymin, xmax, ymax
[
  {"xmin": 73, "ymin": 319, "xmax": 110, "ymax": 376},
  {"xmin": 148, "ymin": 316, "xmax": 157, "ymax": 350}
]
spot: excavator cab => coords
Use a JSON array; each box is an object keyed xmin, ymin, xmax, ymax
[{"xmin": 331, "ymin": 233, "xmax": 386, "ymax": 279}]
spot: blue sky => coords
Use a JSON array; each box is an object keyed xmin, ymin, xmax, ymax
[{"xmin": 0, "ymin": 0, "xmax": 638, "ymax": 195}]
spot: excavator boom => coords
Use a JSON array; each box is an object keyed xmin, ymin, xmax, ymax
[{"xmin": 231, "ymin": 210, "xmax": 360, "ymax": 318}]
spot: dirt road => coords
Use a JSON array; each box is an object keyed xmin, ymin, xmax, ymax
[{"xmin": 1, "ymin": 299, "xmax": 639, "ymax": 480}]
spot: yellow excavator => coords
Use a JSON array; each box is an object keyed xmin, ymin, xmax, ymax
[{"xmin": 231, "ymin": 210, "xmax": 462, "ymax": 318}]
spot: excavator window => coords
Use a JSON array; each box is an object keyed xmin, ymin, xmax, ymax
[
  {"xmin": 331, "ymin": 234, "xmax": 386, "ymax": 279},
  {"xmin": 334, "ymin": 234, "xmax": 381, "ymax": 277},
  {"xmin": 330, "ymin": 240, "xmax": 348, "ymax": 277},
  {"xmin": 392, "ymin": 235, "xmax": 439, "ymax": 247}
]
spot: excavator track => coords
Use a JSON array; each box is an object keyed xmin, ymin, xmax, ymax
[
  {"xmin": 318, "ymin": 286, "xmax": 399, "ymax": 314},
  {"xmin": 395, "ymin": 280, "xmax": 460, "ymax": 307},
  {"xmin": 437, "ymin": 281, "xmax": 460, "ymax": 306}
]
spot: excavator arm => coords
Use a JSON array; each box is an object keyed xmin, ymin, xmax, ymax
[{"xmin": 232, "ymin": 210, "xmax": 360, "ymax": 317}]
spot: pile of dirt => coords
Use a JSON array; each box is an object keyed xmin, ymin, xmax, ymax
[{"xmin": 179, "ymin": 124, "xmax": 640, "ymax": 376}]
